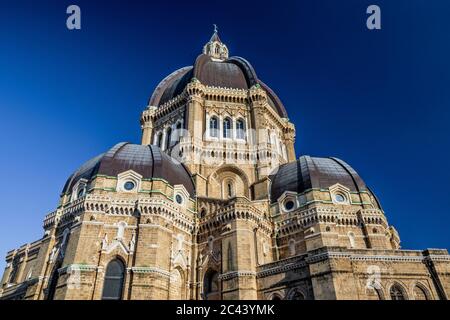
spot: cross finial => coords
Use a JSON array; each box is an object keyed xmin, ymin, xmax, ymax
[{"xmin": 213, "ymin": 24, "xmax": 218, "ymax": 33}]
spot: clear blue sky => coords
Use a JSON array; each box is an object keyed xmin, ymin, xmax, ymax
[{"xmin": 0, "ymin": 0, "xmax": 449, "ymax": 272}]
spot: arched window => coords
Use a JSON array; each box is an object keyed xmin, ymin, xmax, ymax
[
  {"xmin": 77, "ymin": 186, "xmax": 86, "ymax": 199},
  {"xmin": 390, "ymin": 284, "xmax": 406, "ymax": 300},
  {"xmin": 227, "ymin": 244, "xmax": 233, "ymax": 272},
  {"xmin": 102, "ymin": 259, "xmax": 125, "ymax": 300},
  {"xmin": 200, "ymin": 208, "xmax": 207, "ymax": 218},
  {"xmin": 157, "ymin": 132, "xmax": 163, "ymax": 148},
  {"xmin": 210, "ymin": 116, "xmax": 219, "ymax": 138},
  {"xmin": 165, "ymin": 127, "xmax": 172, "ymax": 149},
  {"xmin": 176, "ymin": 122, "xmax": 183, "ymax": 140},
  {"xmin": 236, "ymin": 119, "xmax": 245, "ymax": 140},
  {"xmin": 223, "ymin": 118, "xmax": 232, "ymax": 138},
  {"xmin": 46, "ymin": 262, "xmax": 62, "ymax": 300},
  {"xmin": 272, "ymin": 295, "xmax": 282, "ymax": 300},
  {"xmin": 413, "ymin": 285, "xmax": 428, "ymax": 300},
  {"xmin": 203, "ymin": 269, "xmax": 219, "ymax": 300},
  {"xmin": 289, "ymin": 288, "xmax": 305, "ymax": 300},
  {"xmin": 226, "ymin": 181, "xmax": 234, "ymax": 198}
]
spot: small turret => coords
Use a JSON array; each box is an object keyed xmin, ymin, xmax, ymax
[{"xmin": 203, "ymin": 24, "xmax": 229, "ymax": 60}]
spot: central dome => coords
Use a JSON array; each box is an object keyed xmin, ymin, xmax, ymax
[{"xmin": 148, "ymin": 31, "xmax": 288, "ymax": 118}]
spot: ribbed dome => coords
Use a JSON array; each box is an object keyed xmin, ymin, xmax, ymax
[
  {"xmin": 148, "ymin": 54, "xmax": 288, "ymax": 118},
  {"xmin": 269, "ymin": 156, "xmax": 367, "ymax": 203},
  {"xmin": 62, "ymin": 143, "xmax": 195, "ymax": 196}
]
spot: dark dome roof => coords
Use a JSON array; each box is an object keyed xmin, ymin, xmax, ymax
[
  {"xmin": 269, "ymin": 156, "xmax": 367, "ymax": 203},
  {"xmin": 148, "ymin": 54, "xmax": 288, "ymax": 118},
  {"xmin": 62, "ymin": 143, "xmax": 195, "ymax": 197}
]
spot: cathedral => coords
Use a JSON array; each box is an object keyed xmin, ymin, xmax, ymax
[{"xmin": 1, "ymin": 29, "xmax": 449, "ymax": 300}]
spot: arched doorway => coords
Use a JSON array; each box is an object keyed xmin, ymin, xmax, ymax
[
  {"xmin": 101, "ymin": 259, "xmax": 125, "ymax": 300},
  {"xmin": 169, "ymin": 268, "xmax": 185, "ymax": 300},
  {"xmin": 203, "ymin": 269, "xmax": 219, "ymax": 300}
]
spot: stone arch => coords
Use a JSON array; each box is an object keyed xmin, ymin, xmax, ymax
[
  {"xmin": 46, "ymin": 261, "xmax": 62, "ymax": 300},
  {"xmin": 267, "ymin": 292, "xmax": 283, "ymax": 300},
  {"xmin": 389, "ymin": 282, "xmax": 408, "ymax": 300},
  {"xmin": 287, "ymin": 287, "xmax": 306, "ymax": 300},
  {"xmin": 412, "ymin": 282, "xmax": 430, "ymax": 300},
  {"xmin": 101, "ymin": 257, "xmax": 126, "ymax": 300},
  {"xmin": 203, "ymin": 269, "xmax": 220, "ymax": 300},
  {"xmin": 169, "ymin": 267, "xmax": 186, "ymax": 300},
  {"xmin": 207, "ymin": 165, "xmax": 250, "ymax": 199},
  {"xmin": 375, "ymin": 287, "xmax": 385, "ymax": 300}
]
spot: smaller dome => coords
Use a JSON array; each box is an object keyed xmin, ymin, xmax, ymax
[
  {"xmin": 62, "ymin": 143, "xmax": 195, "ymax": 197},
  {"xmin": 269, "ymin": 156, "xmax": 367, "ymax": 203}
]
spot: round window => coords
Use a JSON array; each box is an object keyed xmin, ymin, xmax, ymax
[
  {"xmin": 334, "ymin": 194, "xmax": 346, "ymax": 203},
  {"xmin": 175, "ymin": 194, "xmax": 183, "ymax": 204},
  {"xmin": 124, "ymin": 181, "xmax": 135, "ymax": 191},
  {"xmin": 284, "ymin": 200, "xmax": 295, "ymax": 211}
]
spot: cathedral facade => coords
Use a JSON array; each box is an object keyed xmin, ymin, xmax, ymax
[{"xmin": 1, "ymin": 30, "xmax": 449, "ymax": 300}]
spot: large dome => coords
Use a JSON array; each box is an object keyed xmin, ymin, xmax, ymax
[
  {"xmin": 148, "ymin": 53, "xmax": 288, "ymax": 118},
  {"xmin": 269, "ymin": 156, "xmax": 368, "ymax": 203},
  {"xmin": 62, "ymin": 142, "xmax": 195, "ymax": 196}
]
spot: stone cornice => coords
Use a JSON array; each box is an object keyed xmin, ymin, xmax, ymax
[
  {"xmin": 44, "ymin": 195, "xmax": 197, "ymax": 234},
  {"xmin": 218, "ymin": 271, "xmax": 256, "ymax": 280},
  {"xmin": 130, "ymin": 266, "xmax": 171, "ymax": 278},
  {"xmin": 423, "ymin": 255, "xmax": 450, "ymax": 262},
  {"xmin": 275, "ymin": 206, "xmax": 388, "ymax": 236},
  {"xmin": 58, "ymin": 264, "xmax": 98, "ymax": 275},
  {"xmin": 198, "ymin": 198, "xmax": 272, "ymax": 235},
  {"xmin": 257, "ymin": 260, "xmax": 308, "ymax": 278},
  {"xmin": 255, "ymin": 249, "xmax": 450, "ymax": 279}
]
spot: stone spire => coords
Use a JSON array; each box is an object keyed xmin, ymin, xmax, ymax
[{"xmin": 203, "ymin": 24, "xmax": 229, "ymax": 60}]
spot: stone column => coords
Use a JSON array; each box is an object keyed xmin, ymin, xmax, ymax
[
  {"xmin": 185, "ymin": 78, "xmax": 205, "ymax": 175},
  {"xmin": 140, "ymin": 106, "xmax": 157, "ymax": 145},
  {"xmin": 283, "ymin": 121, "xmax": 296, "ymax": 162},
  {"xmin": 221, "ymin": 219, "xmax": 258, "ymax": 300},
  {"xmin": 249, "ymin": 85, "xmax": 270, "ymax": 180}
]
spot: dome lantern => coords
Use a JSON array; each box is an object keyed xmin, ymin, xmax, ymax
[{"xmin": 203, "ymin": 24, "xmax": 229, "ymax": 60}]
